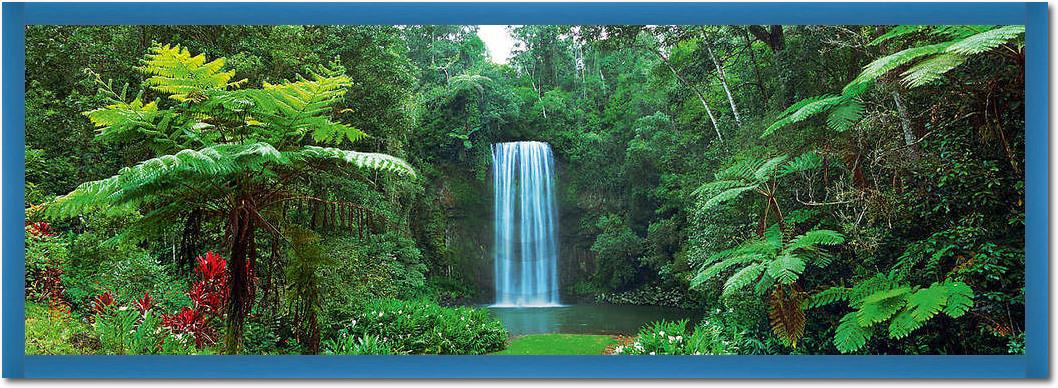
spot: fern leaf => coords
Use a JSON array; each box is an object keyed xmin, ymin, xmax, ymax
[
  {"xmin": 835, "ymin": 312, "xmax": 871, "ymax": 353},
  {"xmin": 887, "ymin": 310, "xmax": 924, "ymax": 339},
  {"xmin": 785, "ymin": 229, "xmax": 845, "ymax": 253},
  {"xmin": 808, "ymin": 286, "xmax": 850, "ymax": 309},
  {"xmin": 900, "ymin": 54, "xmax": 967, "ymax": 88},
  {"xmin": 844, "ymin": 42, "xmax": 952, "ymax": 94},
  {"xmin": 868, "ymin": 25, "xmax": 927, "ymax": 46},
  {"xmin": 139, "ymin": 44, "xmax": 244, "ymax": 101},
  {"xmin": 768, "ymin": 287, "xmax": 807, "ymax": 348},
  {"xmin": 692, "ymin": 251, "xmax": 764, "ymax": 288},
  {"xmin": 826, "ymin": 100, "xmax": 864, "ymax": 132},
  {"xmin": 701, "ymin": 185, "xmax": 758, "ymax": 209},
  {"xmin": 781, "ymin": 151, "xmax": 823, "ymax": 175},
  {"xmin": 722, "ymin": 263, "xmax": 766, "ymax": 298},
  {"xmin": 856, "ymin": 287, "xmax": 910, "ymax": 326},
  {"xmin": 907, "ymin": 283, "xmax": 949, "ymax": 321},
  {"xmin": 766, "ymin": 253, "xmax": 806, "ymax": 285},
  {"xmin": 946, "ymin": 25, "xmax": 1025, "ymax": 56},
  {"xmin": 942, "ymin": 281, "xmax": 974, "ymax": 318},
  {"xmin": 294, "ymin": 146, "xmax": 416, "ymax": 177},
  {"xmin": 753, "ymin": 155, "xmax": 790, "ymax": 181},
  {"xmin": 763, "ymin": 95, "xmax": 844, "ymax": 137}
]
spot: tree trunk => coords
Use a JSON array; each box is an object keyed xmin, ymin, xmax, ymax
[
  {"xmin": 225, "ymin": 196, "xmax": 256, "ymax": 353},
  {"xmin": 653, "ymin": 49, "xmax": 723, "ymax": 142},
  {"xmin": 890, "ymin": 91, "xmax": 919, "ymax": 160},
  {"xmin": 706, "ymin": 42, "xmax": 742, "ymax": 128},
  {"xmin": 742, "ymin": 27, "xmax": 769, "ymax": 108}
]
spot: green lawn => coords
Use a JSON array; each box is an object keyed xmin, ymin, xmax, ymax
[{"xmin": 492, "ymin": 334, "xmax": 618, "ymax": 355}]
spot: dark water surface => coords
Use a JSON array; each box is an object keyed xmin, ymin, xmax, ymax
[{"xmin": 487, "ymin": 304, "xmax": 699, "ymax": 336}]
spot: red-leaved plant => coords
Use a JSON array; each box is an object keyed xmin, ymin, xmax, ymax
[
  {"xmin": 91, "ymin": 291, "xmax": 116, "ymax": 316},
  {"xmin": 134, "ymin": 291, "xmax": 155, "ymax": 315},
  {"xmin": 161, "ymin": 251, "xmax": 231, "ymax": 347},
  {"xmin": 25, "ymin": 221, "xmax": 54, "ymax": 239},
  {"xmin": 162, "ymin": 307, "xmax": 217, "ymax": 347}
]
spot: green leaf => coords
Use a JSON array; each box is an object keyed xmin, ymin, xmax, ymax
[
  {"xmin": 835, "ymin": 312, "xmax": 871, "ymax": 353},
  {"xmin": 887, "ymin": 310, "xmax": 924, "ymax": 339},
  {"xmin": 826, "ymin": 100, "xmax": 864, "ymax": 132},
  {"xmin": 722, "ymin": 263, "xmax": 766, "ymax": 298},
  {"xmin": 907, "ymin": 283, "xmax": 949, "ymax": 321},
  {"xmin": 766, "ymin": 253, "xmax": 806, "ymax": 285},
  {"xmin": 942, "ymin": 281, "xmax": 974, "ymax": 318}
]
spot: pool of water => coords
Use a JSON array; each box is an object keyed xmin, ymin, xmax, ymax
[{"xmin": 487, "ymin": 304, "xmax": 699, "ymax": 336}]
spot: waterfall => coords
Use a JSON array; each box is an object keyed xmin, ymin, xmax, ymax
[{"xmin": 492, "ymin": 141, "xmax": 561, "ymax": 307}]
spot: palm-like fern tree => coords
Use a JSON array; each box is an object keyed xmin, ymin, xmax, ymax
[
  {"xmin": 46, "ymin": 45, "xmax": 415, "ymax": 352},
  {"xmin": 691, "ymin": 224, "xmax": 845, "ymax": 348},
  {"xmin": 694, "ymin": 152, "xmax": 821, "ymax": 234}
]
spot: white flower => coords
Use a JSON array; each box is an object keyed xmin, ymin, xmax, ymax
[
  {"xmin": 649, "ymin": 352, "xmax": 656, "ymax": 355},
  {"xmin": 659, "ymin": 331, "xmax": 665, "ymax": 336},
  {"xmin": 668, "ymin": 336, "xmax": 675, "ymax": 342},
  {"xmin": 378, "ymin": 312, "xmax": 384, "ymax": 317},
  {"xmin": 676, "ymin": 336, "xmax": 683, "ymax": 342}
]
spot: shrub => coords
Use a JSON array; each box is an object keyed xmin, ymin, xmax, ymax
[
  {"xmin": 594, "ymin": 285, "xmax": 690, "ymax": 307},
  {"xmin": 611, "ymin": 318, "xmax": 742, "ymax": 355},
  {"xmin": 339, "ymin": 299, "xmax": 507, "ymax": 354},
  {"xmin": 322, "ymin": 331, "xmax": 394, "ymax": 355},
  {"xmin": 93, "ymin": 305, "xmax": 200, "ymax": 355}
]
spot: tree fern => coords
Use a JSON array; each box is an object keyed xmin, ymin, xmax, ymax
[
  {"xmin": 766, "ymin": 25, "xmax": 1023, "ymax": 138},
  {"xmin": 47, "ymin": 44, "xmax": 415, "ymax": 352}
]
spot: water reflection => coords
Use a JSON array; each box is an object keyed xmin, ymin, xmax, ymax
[{"xmin": 488, "ymin": 304, "xmax": 699, "ymax": 336}]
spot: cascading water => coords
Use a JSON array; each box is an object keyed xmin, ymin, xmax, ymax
[{"xmin": 492, "ymin": 141, "xmax": 561, "ymax": 307}]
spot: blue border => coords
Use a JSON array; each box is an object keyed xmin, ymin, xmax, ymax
[{"xmin": 2, "ymin": 2, "xmax": 1048, "ymax": 379}]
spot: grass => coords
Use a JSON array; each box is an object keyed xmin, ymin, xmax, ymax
[{"xmin": 492, "ymin": 334, "xmax": 618, "ymax": 355}]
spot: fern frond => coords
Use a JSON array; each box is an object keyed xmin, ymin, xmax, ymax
[
  {"xmin": 250, "ymin": 71, "xmax": 368, "ymax": 145},
  {"xmin": 868, "ymin": 25, "xmax": 927, "ymax": 46},
  {"xmin": 856, "ymin": 287, "xmax": 909, "ymax": 326},
  {"xmin": 766, "ymin": 253, "xmax": 806, "ymax": 285},
  {"xmin": 946, "ymin": 25, "xmax": 1024, "ymax": 56},
  {"xmin": 140, "ymin": 44, "xmax": 245, "ymax": 101},
  {"xmin": 808, "ymin": 286, "xmax": 850, "ymax": 308},
  {"xmin": 900, "ymin": 54, "xmax": 967, "ymax": 88},
  {"xmin": 907, "ymin": 283, "xmax": 949, "ymax": 321},
  {"xmin": 825, "ymin": 100, "xmax": 864, "ymax": 132},
  {"xmin": 763, "ymin": 95, "xmax": 844, "ymax": 137},
  {"xmin": 768, "ymin": 287, "xmax": 806, "ymax": 348},
  {"xmin": 834, "ymin": 312, "xmax": 871, "ymax": 353},
  {"xmin": 887, "ymin": 310, "xmax": 925, "ymax": 339},
  {"xmin": 781, "ymin": 152, "xmax": 823, "ymax": 175},
  {"xmin": 722, "ymin": 263, "xmax": 766, "ymax": 298},
  {"xmin": 753, "ymin": 155, "xmax": 790, "ymax": 181},
  {"xmin": 844, "ymin": 42, "xmax": 952, "ymax": 94},
  {"xmin": 700, "ymin": 185, "xmax": 757, "ymax": 209},
  {"xmin": 941, "ymin": 280, "xmax": 974, "ymax": 318},
  {"xmin": 785, "ymin": 229, "xmax": 845, "ymax": 253},
  {"xmin": 294, "ymin": 146, "xmax": 416, "ymax": 177}
]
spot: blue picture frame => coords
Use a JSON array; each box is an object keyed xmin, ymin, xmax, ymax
[{"xmin": 2, "ymin": 1, "xmax": 1047, "ymax": 379}]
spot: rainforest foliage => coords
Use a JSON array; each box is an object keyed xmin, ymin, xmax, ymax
[{"xmin": 25, "ymin": 25, "xmax": 1024, "ymax": 355}]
